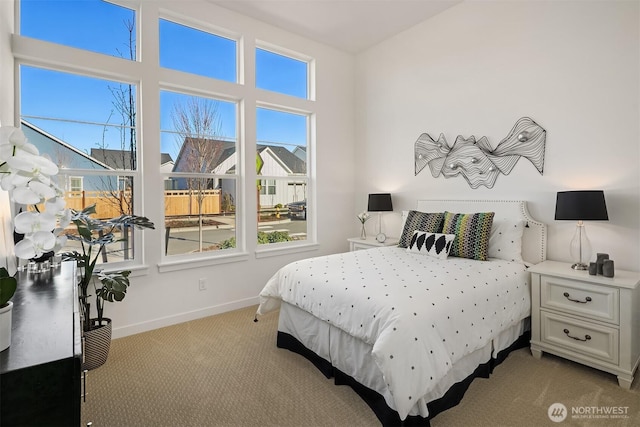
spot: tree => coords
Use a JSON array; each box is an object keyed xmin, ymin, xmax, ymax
[
  {"xmin": 94, "ymin": 18, "xmax": 137, "ymax": 260},
  {"xmin": 172, "ymin": 97, "xmax": 225, "ymax": 252}
]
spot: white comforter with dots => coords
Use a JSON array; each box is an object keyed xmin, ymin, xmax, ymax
[{"xmin": 257, "ymin": 246, "xmax": 530, "ymax": 421}]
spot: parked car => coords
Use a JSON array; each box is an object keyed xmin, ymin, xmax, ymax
[{"xmin": 288, "ymin": 200, "xmax": 306, "ymax": 220}]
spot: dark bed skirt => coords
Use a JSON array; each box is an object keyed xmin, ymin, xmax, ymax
[{"xmin": 277, "ymin": 330, "xmax": 531, "ymax": 427}]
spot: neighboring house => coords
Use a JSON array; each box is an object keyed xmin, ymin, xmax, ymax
[
  {"xmin": 292, "ymin": 146, "xmax": 306, "ymax": 162},
  {"xmin": 91, "ymin": 148, "xmax": 175, "ymax": 190},
  {"xmin": 172, "ymin": 138, "xmax": 307, "ymax": 207},
  {"xmin": 255, "ymin": 145, "xmax": 306, "ymax": 208},
  {"xmin": 21, "ymin": 120, "xmax": 112, "ymax": 193},
  {"xmin": 160, "ymin": 153, "xmax": 176, "ymax": 190}
]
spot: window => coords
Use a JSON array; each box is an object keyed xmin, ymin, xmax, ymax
[
  {"xmin": 19, "ymin": 66, "xmax": 139, "ymax": 265},
  {"xmin": 160, "ymin": 91, "xmax": 238, "ymax": 256},
  {"xmin": 259, "ymin": 180, "xmax": 276, "ymax": 195},
  {"xmin": 159, "ymin": 19, "xmax": 237, "ymax": 82},
  {"xmin": 15, "ymin": 1, "xmax": 317, "ymax": 269},
  {"xmin": 256, "ymin": 107, "xmax": 309, "ymax": 244},
  {"xmin": 69, "ymin": 177, "xmax": 83, "ymax": 193},
  {"xmin": 20, "ymin": 0, "xmax": 136, "ymax": 60},
  {"xmin": 256, "ymin": 47, "xmax": 308, "ymax": 98}
]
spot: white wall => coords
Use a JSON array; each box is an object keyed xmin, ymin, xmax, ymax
[
  {"xmin": 355, "ymin": 0, "xmax": 640, "ymax": 271},
  {"xmin": 0, "ymin": 0, "xmax": 14, "ymax": 126},
  {"xmin": 0, "ymin": 1, "xmax": 357, "ymax": 338}
]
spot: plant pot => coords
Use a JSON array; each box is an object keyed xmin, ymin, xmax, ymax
[
  {"xmin": 82, "ymin": 318, "xmax": 112, "ymax": 370},
  {"xmin": 0, "ymin": 301, "xmax": 13, "ymax": 351}
]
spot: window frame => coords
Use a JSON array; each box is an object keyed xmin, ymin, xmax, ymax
[
  {"xmin": 15, "ymin": 61, "xmax": 145, "ymax": 271},
  {"xmin": 13, "ymin": 0, "xmax": 319, "ymax": 272},
  {"xmin": 69, "ymin": 176, "xmax": 83, "ymax": 192}
]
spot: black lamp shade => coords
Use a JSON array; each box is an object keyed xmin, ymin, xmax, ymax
[
  {"xmin": 555, "ymin": 190, "xmax": 608, "ymax": 221},
  {"xmin": 367, "ymin": 193, "xmax": 393, "ymax": 212}
]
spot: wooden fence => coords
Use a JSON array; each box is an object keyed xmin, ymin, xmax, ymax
[
  {"xmin": 164, "ymin": 189, "xmax": 221, "ymax": 216},
  {"xmin": 61, "ymin": 189, "xmax": 221, "ymax": 219}
]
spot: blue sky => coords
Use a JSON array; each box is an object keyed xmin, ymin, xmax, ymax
[{"xmin": 19, "ymin": 0, "xmax": 308, "ymax": 162}]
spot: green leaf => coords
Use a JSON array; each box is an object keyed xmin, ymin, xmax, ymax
[{"xmin": 0, "ymin": 272, "xmax": 17, "ymax": 306}]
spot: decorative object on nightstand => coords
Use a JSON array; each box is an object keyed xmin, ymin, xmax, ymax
[
  {"xmin": 529, "ymin": 260, "xmax": 640, "ymax": 389},
  {"xmin": 554, "ymin": 190, "xmax": 608, "ymax": 270},
  {"xmin": 367, "ymin": 193, "xmax": 393, "ymax": 243},
  {"xmin": 356, "ymin": 211, "xmax": 370, "ymax": 240},
  {"xmin": 602, "ymin": 259, "xmax": 615, "ymax": 278},
  {"xmin": 596, "ymin": 253, "xmax": 609, "ymax": 275}
]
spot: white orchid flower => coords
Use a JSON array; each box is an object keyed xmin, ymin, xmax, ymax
[
  {"xmin": 0, "ymin": 127, "xmax": 38, "ymax": 158},
  {"xmin": 11, "ymin": 180, "xmax": 57, "ymax": 205},
  {"xmin": 58, "ymin": 208, "xmax": 72, "ymax": 228},
  {"xmin": 1, "ymin": 124, "xmax": 73, "ymax": 261},
  {"xmin": 6, "ymin": 149, "xmax": 58, "ymax": 178},
  {"xmin": 45, "ymin": 197, "xmax": 71, "ymax": 228},
  {"xmin": 53, "ymin": 233, "xmax": 68, "ymax": 253},
  {"xmin": 0, "ymin": 143, "xmax": 14, "ymax": 164},
  {"xmin": 14, "ymin": 230, "xmax": 57, "ymax": 260},
  {"xmin": 45, "ymin": 196, "xmax": 66, "ymax": 214},
  {"xmin": 14, "ymin": 211, "xmax": 57, "ymax": 235},
  {"xmin": 0, "ymin": 126, "xmax": 27, "ymax": 148}
]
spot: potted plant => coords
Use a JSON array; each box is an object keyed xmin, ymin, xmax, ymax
[
  {"xmin": 1, "ymin": 124, "xmax": 69, "ymax": 351},
  {"xmin": 0, "ymin": 267, "xmax": 17, "ymax": 351},
  {"xmin": 63, "ymin": 204, "xmax": 154, "ymax": 370}
]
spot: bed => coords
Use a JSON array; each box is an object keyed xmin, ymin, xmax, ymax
[{"xmin": 257, "ymin": 200, "xmax": 546, "ymax": 425}]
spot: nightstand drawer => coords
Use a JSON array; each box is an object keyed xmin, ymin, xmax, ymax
[
  {"xmin": 541, "ymin": 276, "xmax": 619, "ymax": 324},
  {"xmin": 541, "ymin": 311, "xmax": 619, "ymax": 364}
]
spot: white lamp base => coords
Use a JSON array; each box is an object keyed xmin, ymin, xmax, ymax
[{"xmin": 569, "ymin": 221, "xmax": 592, "ymax": 271}]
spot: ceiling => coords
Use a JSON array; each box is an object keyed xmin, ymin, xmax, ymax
[{"xmin": 210, "ymin": 0, "xmax": 462, "ymax": 53}]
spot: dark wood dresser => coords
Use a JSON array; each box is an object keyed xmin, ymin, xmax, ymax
[{"xmin": 1, "ymin": 262, "xmax": 82, "ymax": 426}]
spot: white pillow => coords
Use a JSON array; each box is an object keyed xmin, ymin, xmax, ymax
[
  {"xmin": 407, "ymin": 231, "xmax": 455, "ymax": 260},
  {"xmin": 488, "ymin": 219, "xmax": 525, "ymax": 263}
]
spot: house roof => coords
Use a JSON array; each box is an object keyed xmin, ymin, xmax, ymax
[
  {"xmin": 172, "ymin": 137, "xmax": 235, "ymax": 173},
  {"xmin": 91, "ymin": 148, "xmax": 173, "ymax": 170},
  {"xmin": 91, "ymin": 148, "xmax": 135, "ymax": 170},
  {"xmin": 257, "ymin": 144, "xmax": 306, "ymax": 174},
  {"xmin": 21, "ymin": 120, "xmax": 112, "ymax": 170},
  {"xmin": 172, "ymin": 137, "xmax": 306, "ymax": 174},
  {"xmin": 161, "ymin": 153, "xmax": 174, "ymax": 165}
]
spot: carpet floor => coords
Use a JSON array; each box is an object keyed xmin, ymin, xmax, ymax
[{"xmin": 81, "ymin": 305, "xmax": 639, "ymax": 426}]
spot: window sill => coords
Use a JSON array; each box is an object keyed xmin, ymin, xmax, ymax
[
  {"xmin": 158, "ymin": 251, "xmax": 250, "ymax": 273},
  {"xmin": 255, "ymin": 242, "xmax": 319, "ymax": 259},
  {"xmin": 99, "ymin": 263, "xmax": 150, "ymax": 278}
]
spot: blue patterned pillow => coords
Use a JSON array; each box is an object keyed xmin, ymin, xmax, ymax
[{"xmin": 407, "ymin": 231, "xmax": 455, "ymax": 260}]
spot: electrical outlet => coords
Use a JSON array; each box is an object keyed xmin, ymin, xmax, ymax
[{"xmin": 198, "ymin": 278, "xmax": 207, "ymax": 291}]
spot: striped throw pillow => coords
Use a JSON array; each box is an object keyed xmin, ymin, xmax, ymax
[
  {"xmin": 398, "ymin": 211, "xmax": 444, "ymax": 248},
  {"xmin": 442, "ymin": 211, "xmax": 495, "ymax": 261}
]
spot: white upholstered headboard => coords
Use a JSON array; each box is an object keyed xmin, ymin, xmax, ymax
[{"xmin": 416, "ymin": 199, "xmax": 547, "ymax": 265}]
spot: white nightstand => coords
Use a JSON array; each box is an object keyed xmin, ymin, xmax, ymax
[
  {"xmin": 528, "ymin": 260, "xmax": 640, "ymax": 389},
  {"xmin": 348, "ymin": 236, "xmax": 398, "ymax": 251}
]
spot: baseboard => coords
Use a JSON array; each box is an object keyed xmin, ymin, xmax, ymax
[{"xmin": 111, "ymin": 296, "xmax": 260, "ymax": 339}]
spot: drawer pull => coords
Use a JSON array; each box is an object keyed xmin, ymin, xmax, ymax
[
  {"xmin": 563, "ymin": 328, "xmax": 591, "ymax": 342},
  {"xmin": 563, "ymin": 292, "xmax": 592, "ymax": 304}
]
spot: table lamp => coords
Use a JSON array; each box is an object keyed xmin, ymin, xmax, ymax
[
  {"xmin": 368, "ymin": 193, "xmax": 393, "ymax": 243},
  {"xmin": 555, "ymin": 190, "xmax": 608, "ymax": 270}
]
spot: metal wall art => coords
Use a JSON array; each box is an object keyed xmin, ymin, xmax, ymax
[{"xmin": 414, "ymin": 117, "xmax": 546, "ymax": 189}]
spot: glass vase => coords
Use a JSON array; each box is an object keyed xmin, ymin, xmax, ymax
[{"xmin": 360, "ymin": 223, "xmax": 367, "ymax": 239}]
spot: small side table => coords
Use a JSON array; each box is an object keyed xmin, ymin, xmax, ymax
[
  {"xmin": 348, "ymin": 236, "xmax": 398, "ymax": 251},
  {"xmin": 528, "ymin": 260, "xmax": 640, "ymax": 389}
]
